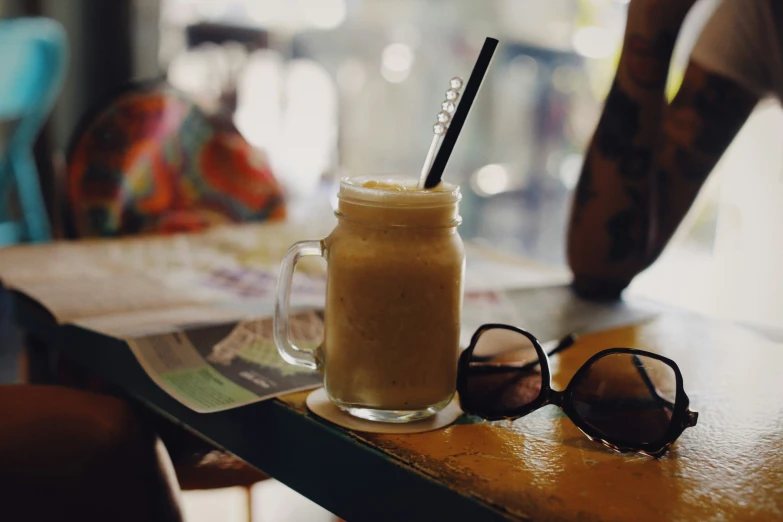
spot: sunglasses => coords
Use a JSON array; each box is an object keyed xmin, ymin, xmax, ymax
[{"xmin": 457, "ymin": 324, "xmax": 698, "ymax": 457}]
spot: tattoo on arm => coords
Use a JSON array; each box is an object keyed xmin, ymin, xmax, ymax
[
  {"xmin": 570, "ymin": 34, "xmax": 756, "ymax": 279},
  {"xmin": 661, "ymin": 65, "xmax": 756, "ymax": 184},
  {"xmin": 692, "ymin": 74, "xmax": 755, "ymax": 156},
  {"xmin": 605, "ymin": 188, "xmax": 644, "ymax": 261},
  {"xmin": 595, "ymin": 83, "xmax": 653, "ymax": 179},
  {"xmin": 573, "ymin": 154, "xmax": 597, "ymax": 222},
  {"xmin": 673, "ymin": 146, "xmax": 712, "ymax": 182},
  {"xmin": 649, "ymin": 63, "xmax": 757, "ymax": 257},
  {"xmin": 626, "ymin": 32, "xmax": 676, "ymax": 89},
  {"xmin": 596, "ymin": 82, "xmax": 640, "ymax": 160},
  {"xmin": 605, "ymin": 207, "xmax": 637, "ymax": 261},
  {"xmin": 620, "ymin": 147, "xmax": 652, "ymax": 179},
  {"xmin": 585, "ymin": 80, "xmax": 656, "ymax": 261},
  {"xmin": 655, "ymin": 168, "xmax": 671, "ymax": 217}
]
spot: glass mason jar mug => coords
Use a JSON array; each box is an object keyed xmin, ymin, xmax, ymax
[{"xmin": 275, "ymin": 176, "xmax": 465, "ymax": 422}]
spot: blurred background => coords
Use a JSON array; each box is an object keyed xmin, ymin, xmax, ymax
[
  {"xmin": 2, "ymin": 0, "xmax": 781, "ymax": 329},
  {"xmin": 1, "ymin": 0, "xmax": 781, "ymax": 518}
]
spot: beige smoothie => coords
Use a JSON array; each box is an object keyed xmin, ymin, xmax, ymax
[{"xmin": 318, "ymin": 177, "xmax": 464, "ymax": 418}]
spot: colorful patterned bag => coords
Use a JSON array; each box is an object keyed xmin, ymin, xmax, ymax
[{"xmin": 67, "ymin": 82, "xmax": 285, "ymax": 237}]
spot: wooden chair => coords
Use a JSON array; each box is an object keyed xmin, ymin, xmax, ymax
[
  {"xmin": 65, "ymin": 80, "xmax": 285, "ymax": 238},
  {"xmin": 0, "ymin": 384, "xmax": 183, "ymax": 522}
]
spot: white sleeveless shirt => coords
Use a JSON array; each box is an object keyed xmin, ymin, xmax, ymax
[{"xmin": 691, "ymin": 0, "xmax": 783, "ymax": 102}]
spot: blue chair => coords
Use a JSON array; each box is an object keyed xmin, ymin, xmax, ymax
[{"xmin": 0, "ymin": 17, "xmax": 67, "ymax": 246}]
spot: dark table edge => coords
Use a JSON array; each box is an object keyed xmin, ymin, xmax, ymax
[{"xmin": 12, "ymin": 292, "xmax": 517, "ymax": 522}]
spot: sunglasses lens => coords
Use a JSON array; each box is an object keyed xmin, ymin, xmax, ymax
[
  {"xmin": 463, "ymin": 328, "xmax": 544, "ymax": 416},
  {"xmin": 570, "ymin": 353, "xmax": 677, "ymax": 445}
]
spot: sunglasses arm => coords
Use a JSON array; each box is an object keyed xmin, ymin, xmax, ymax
[
  {"xmin": 632, "ymin": 354, "xmax": 677, "ymax": 410},
  {"xmin": 467, "ymin": 334, "xmax": 577, "ymax": 375}
]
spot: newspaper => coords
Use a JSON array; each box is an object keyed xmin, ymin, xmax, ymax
[
  {"xmin": 0, "ymin": 222, "xmax": 332, "ymax": 325},
  {"xmin": 127, "ymin": 311, "xmax": 324, "ymax": 413},
  {"xmin": 2, "ymin": 221, "xmax": 654, "ymax": 414}
]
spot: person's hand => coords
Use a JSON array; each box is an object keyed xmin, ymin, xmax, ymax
[{"xmin": 571, "ymin": 275, "xmax": 628, "ymax": 302}]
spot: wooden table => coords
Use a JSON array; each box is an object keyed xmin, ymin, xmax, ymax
[{"xmin": 11, "ymin": 286, "xmax": 783, "ymax": 521}]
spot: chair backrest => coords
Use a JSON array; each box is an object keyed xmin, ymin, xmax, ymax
[
  {"xmin": 66, "ymin": 82, "xmax": 286, "ymax": 238},
  {"xmin": 0, "ymin": 17, "xmax": 68, "ymax": 246}
]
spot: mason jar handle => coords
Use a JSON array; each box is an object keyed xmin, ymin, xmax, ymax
[{"xmin": 274, "ymin": 240, "xmax": 324, "ymax": 370}]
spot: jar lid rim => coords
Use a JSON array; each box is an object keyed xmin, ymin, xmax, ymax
[{"xmin": 339, "ymin": 176, "xmax": 461, "ymax": 207}]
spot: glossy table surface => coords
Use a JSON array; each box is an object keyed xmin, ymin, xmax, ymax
[
  {"xmin": 325, "ymin": 313, "xmax": 783, "ymax": 521},
  {"xmin": 13, "ymin": 288, "xmax": 783, "ymax": 521}
]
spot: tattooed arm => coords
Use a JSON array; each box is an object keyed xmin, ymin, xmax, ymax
[{"xmin": 566, "ymin": 0, "xmax": 759, "ymax": 300}]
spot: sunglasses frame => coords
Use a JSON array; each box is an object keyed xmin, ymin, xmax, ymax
[{"xmin": 457, "ymin": 324, "xmax": 698, "ymax": 458}]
